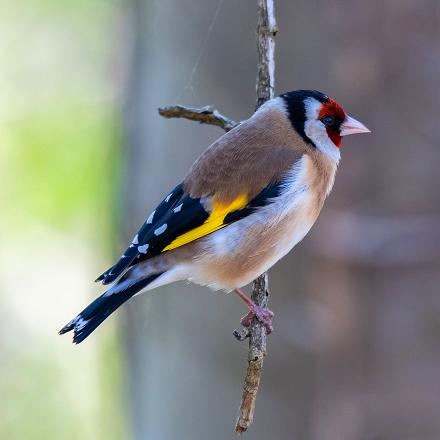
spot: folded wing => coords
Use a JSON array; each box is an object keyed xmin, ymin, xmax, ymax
[{"xmin": 96, "ymin": 181, "xmax": 285, "ymax": 285}]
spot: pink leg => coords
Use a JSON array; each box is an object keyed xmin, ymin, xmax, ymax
[{"xmin": 234, "ymin": 288, "xmax": 274, "ymax": 334}]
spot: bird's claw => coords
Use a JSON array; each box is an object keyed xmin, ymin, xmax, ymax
[{"xmin": 240, "ymin": 303, "xmax": 274, "ymax": 334}]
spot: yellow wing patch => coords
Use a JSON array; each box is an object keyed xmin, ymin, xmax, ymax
[{"xmin": 162, "ymin": 194, "xmax": 248, "ymax": 252}]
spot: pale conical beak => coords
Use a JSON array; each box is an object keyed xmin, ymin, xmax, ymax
[{"xmin": 340, "ymin": 115, "xmax": 371, "ymax": 136}]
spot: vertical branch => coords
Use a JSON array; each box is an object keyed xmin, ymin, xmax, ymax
[
  {"xmin": 255, "ymin": 0, "xmax": 277, "ymax": 109},
  {"xmin": 235, "ymin": 0, "xmax": 277, "ymax": 435}
]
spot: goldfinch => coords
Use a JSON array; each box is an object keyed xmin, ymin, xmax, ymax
[{"xmin": 60, "ymin": 90, "xmax": 370, "ymax": 344}]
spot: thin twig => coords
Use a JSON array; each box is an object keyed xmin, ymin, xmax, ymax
[
  {"xmin": 234, "ymin": 0, "xmax": 277, "ymax": 434},
  {"xmin": 234, "ymin": 274, "xmax": 270, "ymax": 434},
  {"xmin": 255, "ymin": 0, "xmax": 278, "ymax": 109},
  {"xmin": 158, "ymin": 105, "xmax": 237, "ymax": 132}
]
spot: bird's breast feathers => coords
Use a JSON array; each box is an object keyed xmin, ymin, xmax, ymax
[{"xmin": 188, "ymin": 154, "xmax": 337, "ymax": 289}]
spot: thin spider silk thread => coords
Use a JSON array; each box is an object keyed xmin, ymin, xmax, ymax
[{"xmin": 175, "ymin": 0, "xmax": 225, "ymax": 102}]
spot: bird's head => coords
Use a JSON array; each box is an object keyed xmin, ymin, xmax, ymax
[{"xmin": 281, "ymin": 90, "xmax": 370, "ymax": 160}]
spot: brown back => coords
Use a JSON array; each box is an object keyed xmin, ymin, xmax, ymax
[{"xmin": 183, "ymin": 104, "xmax": 311, "ymax": 203}]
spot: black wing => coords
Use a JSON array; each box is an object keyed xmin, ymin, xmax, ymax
[
  {"xmin": 96, "ymin": 183, "xmax": 207, "ymax": 284},
  {"xmin": 96, "ymin": 181, "xmax": 284, "ymax": 285}
]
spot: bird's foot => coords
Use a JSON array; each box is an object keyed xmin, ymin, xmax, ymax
[
  {"xmin": 233, "ymin": 287, "xmax": 274, "ymax": 335},
  {"xmin": 240, "ymin": 303, "xmax": 274, "ymax": 334}
]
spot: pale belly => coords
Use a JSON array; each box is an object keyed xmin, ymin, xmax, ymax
[
  {"xmin": 172, "ymin": 154, "xmax": 338, "ymax": 291},
  {"xmin": 188, "ymin": 190, "xmax": 320, "ymax": 290}
]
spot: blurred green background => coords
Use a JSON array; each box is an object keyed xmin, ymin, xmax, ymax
[
  {"xmin": 0, "ymin": 1, "xmax": 124, "ymax": 438},
  {"xmin": 2, "ymin": 1, "xmax": 440, "ymax": 439}
]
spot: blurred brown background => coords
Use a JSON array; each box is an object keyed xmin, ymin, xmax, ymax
[{"xmin": 1, "ymin": 0, "xmax": 440, "ymax": 439}]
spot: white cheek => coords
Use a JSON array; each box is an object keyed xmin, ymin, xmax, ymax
[{"xmin": 304, "ymin": 98, "xmax": 341, "ymax": 162}]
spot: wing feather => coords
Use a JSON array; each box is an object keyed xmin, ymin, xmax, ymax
[
  {"xmin": 162, "ymin": 194, "xmax": 248, "ymax": 251},
  {"xmin": 96, "ymin": 183, "xmax": 194, "ymax": 284},
  {"xmin": 96, "ymin": 181, "xmax": 284, "ymax": 285}
]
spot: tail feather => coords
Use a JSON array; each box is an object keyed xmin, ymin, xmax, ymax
[{"xmin": 59, "ymin": 273, "xmax": 161, "ymax": 344}]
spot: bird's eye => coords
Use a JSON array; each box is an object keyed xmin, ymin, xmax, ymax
[{"xmin": 321, "ymin": 115, "xmax": 335, "ymax": 127}]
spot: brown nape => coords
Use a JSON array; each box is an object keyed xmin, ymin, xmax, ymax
[{"xmin": 183, "ymin": 104, "xmax": 313, "ymax": 203}]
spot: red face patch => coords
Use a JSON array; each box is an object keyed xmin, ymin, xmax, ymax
[{"xmin": 318, "ymin": 99, "xmax": 346, "ymax": 148}]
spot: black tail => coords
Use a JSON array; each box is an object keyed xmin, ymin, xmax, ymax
[{"xmin": 59, "ymin": 274, "xmax": 161, "ymax": 344}]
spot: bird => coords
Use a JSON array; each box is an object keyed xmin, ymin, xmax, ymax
[{"xmin": 59, "ymin": 89, "xmax": 370, "ymax": 344}]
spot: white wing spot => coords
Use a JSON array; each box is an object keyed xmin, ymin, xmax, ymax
[
  {"xmin": 165, "ymin": 193, "xmax": 173, "ymax": 202},
  {"xmin": 132, "ymin": 234, "xmax": 139, "ymax": 244},
  {"xmin": 173, "ymin": 203, "xmax": 183, "ymax": 213},
  {"xmin": 147, "ymin": 210, "xmax": 155, "ymax": 224},
  {"xmin": 138, "ymin": 244, "xmax": 149, "ymax": 254},
  {"xmin": 75, "ymin": 316, "xmax": 89, "ymax": 331},
  {"xmin": 154, "ymin": 224, "xmax": 168, "ymax": 236}
]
